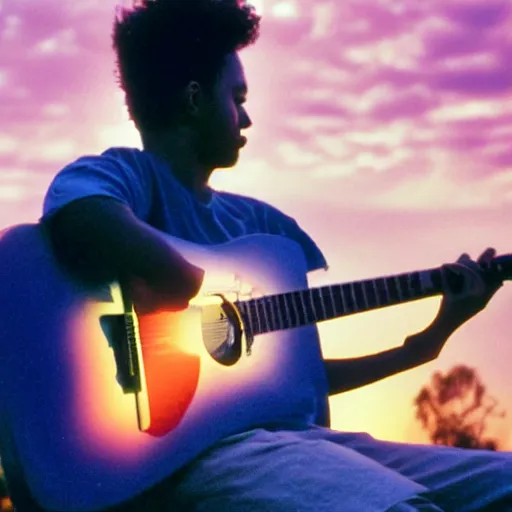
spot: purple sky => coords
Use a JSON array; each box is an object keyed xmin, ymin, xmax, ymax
[{"xmin": 1, "ymin": 0, "xmax": 511, "ymax": 447}]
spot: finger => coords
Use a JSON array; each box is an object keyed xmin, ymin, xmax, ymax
[
  {"xmin": 442, "ymin": 263, "xmax": 481, "ymax": 297},
  {"xmin": 457, "ymin": 253, "xmax": 471, "ymax": 263},
  {"xmin": 454, "ymin": 254, "xmax": 482, "ymax": 282},
  {"xmin": 456, "ymin": 254, "xmax": 483, "ymax": 275},
  {"xmin": 478, "ymin": 247, "xmax": 496, "ymax": 266}
]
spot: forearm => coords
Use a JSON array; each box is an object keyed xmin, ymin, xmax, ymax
[
  {"xmin": 42, "ymin": 197, "xmax": 202, "ymax": 296},
  {"xmin": 324, "ymin": 321, "xmax": 458, "ymax": 396}
]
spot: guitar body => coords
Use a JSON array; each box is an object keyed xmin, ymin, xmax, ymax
[{"xmin": 0, "ymin": 224, "xmax": 328, "ymax": 512}]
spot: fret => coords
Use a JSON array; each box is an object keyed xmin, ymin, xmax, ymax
[
  {"xmin": 375, "ymin": 278, "xmax": 388, "ymax": 305},
  {"xmin": 373, "ymin": 279, "xmax": 380, "ymax": 306},
  {"xmin": 262, "ymin": 297, "xmax": 271, "ymax": 331},
  {"xmin": 387, "ymin": 277, "xmax": 399, "ymax": 303},
  {"xmin": 384, "ymin": 278, "xmax": 391, "ymax": 304},
  {"xmin": 292, "ymin": 291, "xmax": 307, "ymax": 325},
  {"xmin": 364, "ymin": 279, "xmax": 378, "ymax": 309},
  {"xmin": 238, "ymin": 302, "xmax": 253, "ymax": 335},
  {"xmin": 394, "ymin": 276, "xmax": 403, "ymax": 301},
  {"xmin": 343, "ymin": 283, "xmax": 355, "ymax": 312},
  {"xmin": 298, "ymin": 291, "xmax": 307, "ymax": 323},
  {"xmin": 302, "ymin": 291, "xmax": 315, "ymax": 323},
  {"xmin": 410, "ymin": 272, "xmax": 423, "ymax": 298},
  {"xmin": 350, "ymin": 283, "xmax": 357, "ymax": 311},
  {"xmin": 297, "ymin": 292, "xmax": 307, "ymax": 325},
  {"xmin": 286, "ymin": 293, "xmax": 300, "ymax": 326},
  {"xmin": 260, "ymin": 298, "xmax": 270, "ymax": 333},
  {"xmin": 286, "ymin": 292, "xmax": 299, "ymax": 328},
  {"xmin": 334, "ymin": 285, "xmax": 346, "ymax": 315},
  {"xmin": 276, "ymin": 294, "xmax": 287, "ymax": 330},
  {"xmin": 268, "ymin": 296, "xmax": 277, "ymax": 331},
  {"xmin": 318, "ymin": 287, "xmax": 328, "ymax": 320},
  {"xmin": 309, "ymin": 289, "xmax": 317, "ymax": 321},
  {"xmin": 362, "ymin": 283, "xmax": 369, "ymax": 309},
  {"xmin": 248, "ymin": 303, "xmax": 255, "ymax": 334},
  {"xmin": 328, "ymin": 285, "xmax": 338, "ymax": 316},
  {"xmin": 263, "ymin": 297, "xmax": 274, "ymax": 331},
  {"xmin": 251, "ymin": 300, "xmax": 261, "ymax": 334},
  {"xmin": 353, "ymin": 282, "xmax": 366, "ymax": 311},
  {"xmin": 323, "ymin": 287, "xmax": 335, "ymax": 318},
  {"xmin": 398, "ymin": 274, "xmax": 411, "ymax": 300},
  {"xmin": 311, "ymin": 288, "xmax": 326, "ymax": 322}
]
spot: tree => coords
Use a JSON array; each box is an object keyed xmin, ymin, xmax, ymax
[{"xmin": 414, "ymin": 364, "xmax": 506, "ymax": 450}]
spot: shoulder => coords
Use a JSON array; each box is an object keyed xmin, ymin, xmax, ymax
[
  {"xmin": 52, "ymin": 147, "xmax": 149, "ymax": 182},
  {"xmin": 42, "ymin": 147, "xmax": 154, "ymax": 220}
]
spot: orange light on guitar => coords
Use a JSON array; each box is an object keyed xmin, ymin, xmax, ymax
[
  {"xmin": 70, "ymin": 297, "xmax": 204, "ymax": 460},
  {"xmin": 137, "ymin": 311, "xmax": 200, "ymax": 436}
]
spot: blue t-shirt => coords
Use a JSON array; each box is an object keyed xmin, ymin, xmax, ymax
[
  {"xmin": 43, "ymin": 147, "xmax": 328, "ymax": 274},
  {"xmin": 42, "ymin": 146, "xmax": 331, "ymax": 429}
]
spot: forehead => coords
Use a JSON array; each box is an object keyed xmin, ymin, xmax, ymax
[{"xmin": 218, "ymin": 52, "xmax": 248, "ymax": 93}]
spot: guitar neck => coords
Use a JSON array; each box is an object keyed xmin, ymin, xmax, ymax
[{"xmin": 235, "ymin": 266, "xmax": 464, "ymax": 336}]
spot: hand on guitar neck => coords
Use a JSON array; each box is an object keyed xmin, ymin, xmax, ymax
[
  {"xmin": 436, "ymin": 247, "xmax": 503, "ymax": 329},
  {"xmin": 405, "ymin": 247, "xmax": 504, "ymax": 360}
]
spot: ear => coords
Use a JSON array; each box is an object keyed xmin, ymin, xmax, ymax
[{"xmin": 184, "ymin": 81, "xmax": 202, "ymax": 116}]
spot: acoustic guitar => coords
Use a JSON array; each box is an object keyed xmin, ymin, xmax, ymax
[{"xmin": 0, "ymin": 223, "xmax": 509, "ymax": 511}]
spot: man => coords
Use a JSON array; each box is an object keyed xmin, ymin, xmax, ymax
[{"xmin": 41, "ymin": 0, "xmax": 511, "ymax": 510}]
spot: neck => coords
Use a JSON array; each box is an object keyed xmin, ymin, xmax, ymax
[{"xmin": 142, "ymin": 130, "xmax": 213, "ymax": 201}]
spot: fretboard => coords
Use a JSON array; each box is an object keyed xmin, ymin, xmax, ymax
[{"xmin": 235, "ymin": 266, "xmax": 462, "ymax": 337}]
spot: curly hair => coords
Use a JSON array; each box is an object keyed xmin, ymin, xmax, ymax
[{"xmin": 112, "ymin": 0, "xmax": 261, "ymax": 132}]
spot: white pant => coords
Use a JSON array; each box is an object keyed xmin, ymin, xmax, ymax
[{"xmin": 165, "ymin": 425, "xmax": 512, "ymax": 511}]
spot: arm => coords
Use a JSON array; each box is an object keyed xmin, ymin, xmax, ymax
[
  {"xmin": 325, "ymin": 248, "xmax": 504, "ymax": 396},
  {"xmin": 324, "ymin": 320, "xmax": 457, "ymax": 396},
  {"xmin": 43, "ymin": 196, "xmax": 204, "ymax": 312}
]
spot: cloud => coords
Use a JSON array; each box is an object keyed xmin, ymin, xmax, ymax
[
  {"xmin": 442, "ymin": 0, "xmax": 511, "ymax": 30},
  {"xmin": 0, "ymin": 135, "xmax": 19, "ymax": 154},
  {"xmin": 430, "ymin": 67, "xmax": 512, "ymax": 95},
  {"xmin": 372, "ymin": 169, "xmax": 512, "ymax": 211},
  {"xmin": 0, "ymin": 161, "xmax": 54, "ymax": 210},
  {"xmin": 31, "ymin": 28, "xmax": 80, "ymax": 56},
  {"xmin": 42, "ymin": 103, "xmax": 71, "ymax": 118},
  {"xmin": 428, "ymin": 99, "xmax": 512, "ymax": 123},
  {"xmin": 241, "ymin": 0, "xmax": 512, "ymax": 210},
  {"xmin": 1, "ymin": 0, "xmax": 511, "ymax": 220},
  {"xmin": 0, "ymin": 185, "xmax": 26, "ymax": 201}
]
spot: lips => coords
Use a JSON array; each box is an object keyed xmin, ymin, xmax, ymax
[{"xmin": 238, "ymin": 136, "xmax": 247, "ymax": 148}]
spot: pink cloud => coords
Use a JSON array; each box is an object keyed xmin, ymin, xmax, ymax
[{"xmin": 442, "ymin": 0, "xmax": 511, "ymax": 30}]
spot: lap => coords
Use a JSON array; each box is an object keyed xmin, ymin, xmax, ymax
[
  {"xmin": 299, "ymin": 426, "xmax": 512, "ymax": 511},
  {"xmin": 166, "ymin": 427, "xmax": 425, "ymax": 512},
  {"xmin": 120, "ymin": 424, "xmax": 512, "ymax": 511}
]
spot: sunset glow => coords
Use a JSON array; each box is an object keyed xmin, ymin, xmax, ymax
[{"xmin": 1, "ymin": 0, "xmax": 511, "ymax": 453}]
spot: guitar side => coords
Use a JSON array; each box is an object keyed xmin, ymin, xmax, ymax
[{"xmin": 0, "ymin": 224, "xmax": 327, "ymax": 512}]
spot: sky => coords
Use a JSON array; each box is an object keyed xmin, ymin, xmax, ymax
[{"xmin": 0, "ymin": 0, "xmax": 511, "ymax": 449}]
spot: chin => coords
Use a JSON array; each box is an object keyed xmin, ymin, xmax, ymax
[{"xmin": 216, "ymin": 150, "xmax": 240, "ymax": 169}]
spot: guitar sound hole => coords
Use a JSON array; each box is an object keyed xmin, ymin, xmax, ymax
[{"xmin": 201, "ymin": 302, "xmax": 242, "ymax": 366}]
